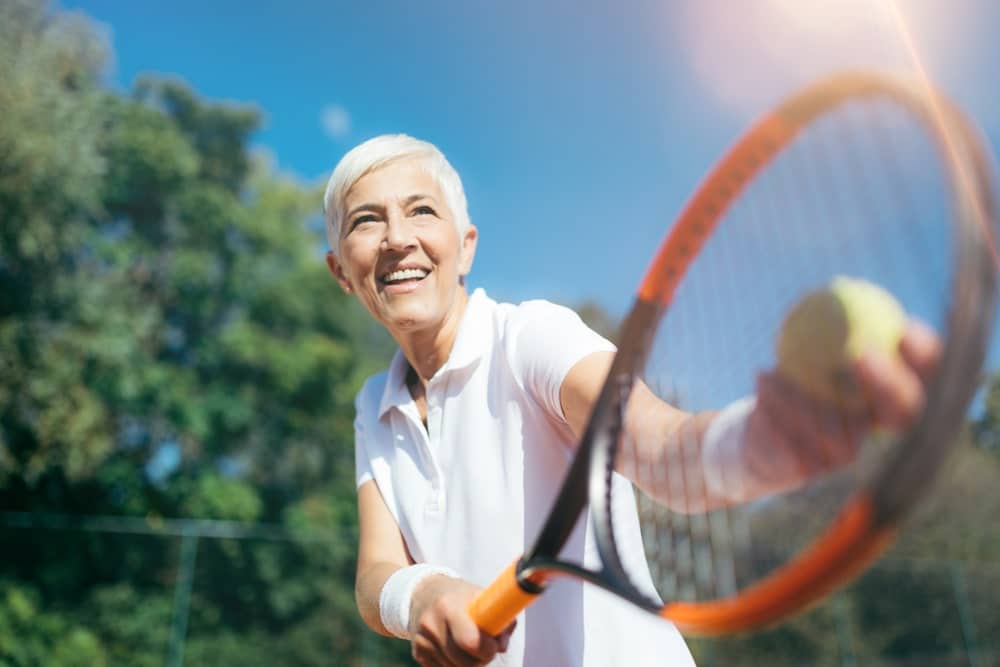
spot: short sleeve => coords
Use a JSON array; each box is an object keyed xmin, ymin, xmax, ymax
[
  {"xmin": 505, "ymin": 300, "xmax": 616, "ymax": 422},
  {"xmin": 354, "ymin": 389, "xmax": 374, "ymax": 488}
]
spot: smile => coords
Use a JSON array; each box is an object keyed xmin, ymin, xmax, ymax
[{"xmin": 380, "ymin": 267, "xmax": 430, "ymax": 285}]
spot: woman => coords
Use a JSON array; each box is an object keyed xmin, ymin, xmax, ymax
[{"xmin": 323, "ymin": 134, "xmax": 938, "ymax": 666}]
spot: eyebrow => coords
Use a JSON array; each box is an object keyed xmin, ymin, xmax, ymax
[
  {"xmin": 403, "ymin": 193, "xmax": 437, "ymax": 206},
  {"xmin": 345, "ymin": 203, "xmax": 379, "ymax": 220},
  {"xmin": 345, "ymin": 194, "xmax": 438, "ymax": 220}
]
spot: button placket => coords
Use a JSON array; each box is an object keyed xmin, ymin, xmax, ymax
[
  {"xmin": 424, "ymin": 384, "xmax": 446, "ymax": 512},
  {"xmin": 399, "ymin": 406, "xmax": 442, "ymax": 515},
  {"xmin": 397, "ymin": 404, "xmax": 435, "ymax": 479}
]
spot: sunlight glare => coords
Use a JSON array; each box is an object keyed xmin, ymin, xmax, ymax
[{"xmin": 676, "ymin": 1, "xmax": 975, "ymax": 116}]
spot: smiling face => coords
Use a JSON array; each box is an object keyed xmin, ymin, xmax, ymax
[{"xmin": 326, "ymin": 159, "xmax": 478, "ymax": 337}]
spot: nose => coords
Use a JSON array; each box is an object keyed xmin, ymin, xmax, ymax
[{"xmin": 382, "ymin": 211, "xmax": 418, "ymax": 251}]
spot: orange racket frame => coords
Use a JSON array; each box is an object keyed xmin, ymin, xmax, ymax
[{"xmin": 468, "ymin": 71, "xmax": 997, "ymax": 637}]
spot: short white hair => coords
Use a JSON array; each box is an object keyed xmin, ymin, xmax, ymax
[{"xmin": 323, "ymin": 134, "xmax": 470, "ymax": 256}]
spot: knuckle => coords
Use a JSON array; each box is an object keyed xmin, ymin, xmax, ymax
[
  {"xmin": 410, "ymin": 639, "xmax": 440, "ymax": 666},
  {"xmin": 432, "ymin": 596, "xmax": 455, "ymax": 617},
  {"xmin": 455, "ymin": 635, "xmax": 481, "ymax": 654},
  {"xmin": 417, "ymin": 617, "xmax": 436, "ymax": 637}
]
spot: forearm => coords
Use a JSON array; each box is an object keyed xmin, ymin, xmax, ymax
[
  {"xmin": 561, "ymin": 353, "xmax": 750, "ymax": 512},
  {"xmin": 357, "ymin": 559, "xmax": 464, "ymax": 641},
  {"xmin": 356, "ymin": 561, "xmax": 405, "ymax": 636},
  {"xmin": 621, "ymin": 400, "xmax": 730, "ymax": 513}
]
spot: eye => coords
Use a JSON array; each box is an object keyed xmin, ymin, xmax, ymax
[
  {"xmin": 350, "ymin": 213, "xmax": 379, "ymax": 228},
  {"xmin": 412, "ymin": 205, "xmax": 437, "ymax": 217}
]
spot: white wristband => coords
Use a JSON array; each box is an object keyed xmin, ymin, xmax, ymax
[
  {"xmin": 702, "ymin": 396, "xmax": 760, "ymax": 502},
  {"xmin": 379, "ymin": 564, "xmax": 458, "ymax": 639}
]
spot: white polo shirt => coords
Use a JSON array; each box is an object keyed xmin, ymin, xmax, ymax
[{"xmin": 355, "ymin": 288, "xmax": 695, "ymax": 667}]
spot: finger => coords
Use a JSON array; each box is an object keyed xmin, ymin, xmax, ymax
[
  {"xmin": 759, "ymin": 372, "xmax": 831, "ymax": 443},
  {"xmin": 411, "ymin": 634, "xmax": 447, "ymax": 667},
  {"xmin": 788, "ymin": 374, "xmax": 868, "ymax": 469},
  {"xmin": 758, "ymin": 373, "xmax": 840, "ymax": 475},
  {"xmin": 900, "ymin": 320, "xmax": 942, "ymax": 385},
  {"xmin": 750, "ymin": 375, "xmax": 815, "ymax": 481},
  {"xmin": 441, "ymin": 629, "xmax": 494, "ymax": 666},
  {"xmin": 854, "ymin": 350, "xmax": 925, "ymax": 433},
  {"xmin": 758, "ymin": 373, "xmax": 864, "ymax": 474},
  {"xmin": 818, "ymin": 406, "xmax": 866, "ymax": 469},
  {"xmin": 412, "ymin": 611, "xmax": 455, "ymax": 667},
  {"xmin": 447, "ymin": 619, "xmax": 501, "ymax": 665},
  {"xmin": 497, "ymin": 620, "xmax": 517, "ymax": 653}
]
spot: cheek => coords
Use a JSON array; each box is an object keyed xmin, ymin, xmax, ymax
[
  {"xmin": 339, "ymin": 246, "xmax": 376, "ymax": 282},
  {"xmin": 429, "ymin": 231, "xmax": 464, "ymax": 271}
]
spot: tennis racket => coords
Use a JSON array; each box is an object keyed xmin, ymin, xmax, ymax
[{"xmin": 468, "ymin": 71, "xmax": 998, "ymax": 637}]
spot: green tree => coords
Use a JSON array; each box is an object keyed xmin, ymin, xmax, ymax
[
  {"xmin": 0, "ymin": 0, "xmax": 112, "ymax": 484},
  {"xmin": 1, "ymin": 1, "xmax": 403, "ymax": 664}
]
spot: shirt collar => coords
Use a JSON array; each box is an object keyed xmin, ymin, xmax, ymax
[{"xmin": 377, "ymin": 288, "xmax": 492, "ymax": 419}]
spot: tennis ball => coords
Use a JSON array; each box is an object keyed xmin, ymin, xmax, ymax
[{"xmin": 776, "ymin": 276, "xmax": 906, "ymax": 410}]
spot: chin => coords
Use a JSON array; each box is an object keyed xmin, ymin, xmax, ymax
[{"xmin": 383, "ymin": 305, "xmax": 438, "ymax": 332}]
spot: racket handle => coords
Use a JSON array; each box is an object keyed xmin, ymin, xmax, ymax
[{"xmin": 467, "ymin": 560, "xmax": 540, "ymax": 636}]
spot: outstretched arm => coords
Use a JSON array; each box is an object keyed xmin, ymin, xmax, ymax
[
  {"xmin": 559, "ymin": 350, "xmax": 725, "ymax": 512},
  {"xmin": 558, "ymin": 322, "xmax": 941, "ymax": 512}
]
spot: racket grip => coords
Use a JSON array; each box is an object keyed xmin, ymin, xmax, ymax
[{"xmin": 467, "ymin": 560, "xmax": 540, "ymax": 636}]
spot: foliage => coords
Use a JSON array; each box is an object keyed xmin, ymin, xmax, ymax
[
  {"xmin": 0, "ymin": 1, "xmax": 405, "ymax": 664},
  {"xmin": 0, "ymin": 582, "xmax": 108, "ymax": 667},
  {"xmin": 0, "ymin": 0, "xmax": 112, "ymax": 484}
]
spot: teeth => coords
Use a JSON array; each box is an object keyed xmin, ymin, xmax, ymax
[{"xmin": 383, "ymin": 268, "xmax": 429, "ymax": 283}]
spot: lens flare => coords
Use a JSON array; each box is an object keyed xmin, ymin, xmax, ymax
[{"xmin": 677, "ymin": 1, "xmax": 976, "ymax": 116}]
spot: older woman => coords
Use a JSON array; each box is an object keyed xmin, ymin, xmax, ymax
[{"xmin": 323, "ymin": 134, "xmax": 938, "ymax": 667}]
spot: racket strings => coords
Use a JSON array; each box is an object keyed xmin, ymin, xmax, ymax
[
  {"xmin": 700, "ymin": 206, "xmax": 754, "ymax": 599},
  {"xmin": 615, "ymin": 99, "xmax": 955, "ymax": 605},
  {"xmin": 862, "ymin": 101, "xmax": 949, "ymax": 307},
  {"xmin": 787, "ymin": 123, "xmax": 894, "ymax": 481}
]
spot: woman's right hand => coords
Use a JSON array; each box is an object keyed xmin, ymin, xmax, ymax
[{"xmin": 408, "ymin": 575, "xmax": 516, "ymax": 666}]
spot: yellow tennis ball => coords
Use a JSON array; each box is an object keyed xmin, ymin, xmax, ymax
[{"xmin": 776, "ymin": 277, "xmax": 907, "ymax": 410}]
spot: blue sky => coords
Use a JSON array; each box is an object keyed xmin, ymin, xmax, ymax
[{"xmin": 62, "ymin": 1, "xmax": 1000, "ymax": 380}]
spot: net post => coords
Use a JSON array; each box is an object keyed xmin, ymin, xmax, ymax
[
  {"xmin": 950, "ymin": 560, "xmax": 981, "ymax": 667},
  {"xmin": 167, "ymin": 524, "xmax": 200, "ymax": 667}
]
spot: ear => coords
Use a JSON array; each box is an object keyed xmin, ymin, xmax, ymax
[
  {"xmin": 458, "ymin": 225, "xmax": 478, "ymax": 278},
  {"xmin": 325, "ymin": 251, "xmax": 353, "ymax": 294}
]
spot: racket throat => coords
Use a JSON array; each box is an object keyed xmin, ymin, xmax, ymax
[{"xmin": 514, "ymin": 558, "xmax": 548, "ymax": 594}]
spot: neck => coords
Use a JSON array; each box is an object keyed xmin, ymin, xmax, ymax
[{"xmin": 393, "ymin": 289, "xmax": 470, "ymax": 385}]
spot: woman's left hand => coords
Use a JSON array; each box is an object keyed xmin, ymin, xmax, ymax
[{"xmin": 742, "ymin": 321, "xmax": 942, "ymax": 491}]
